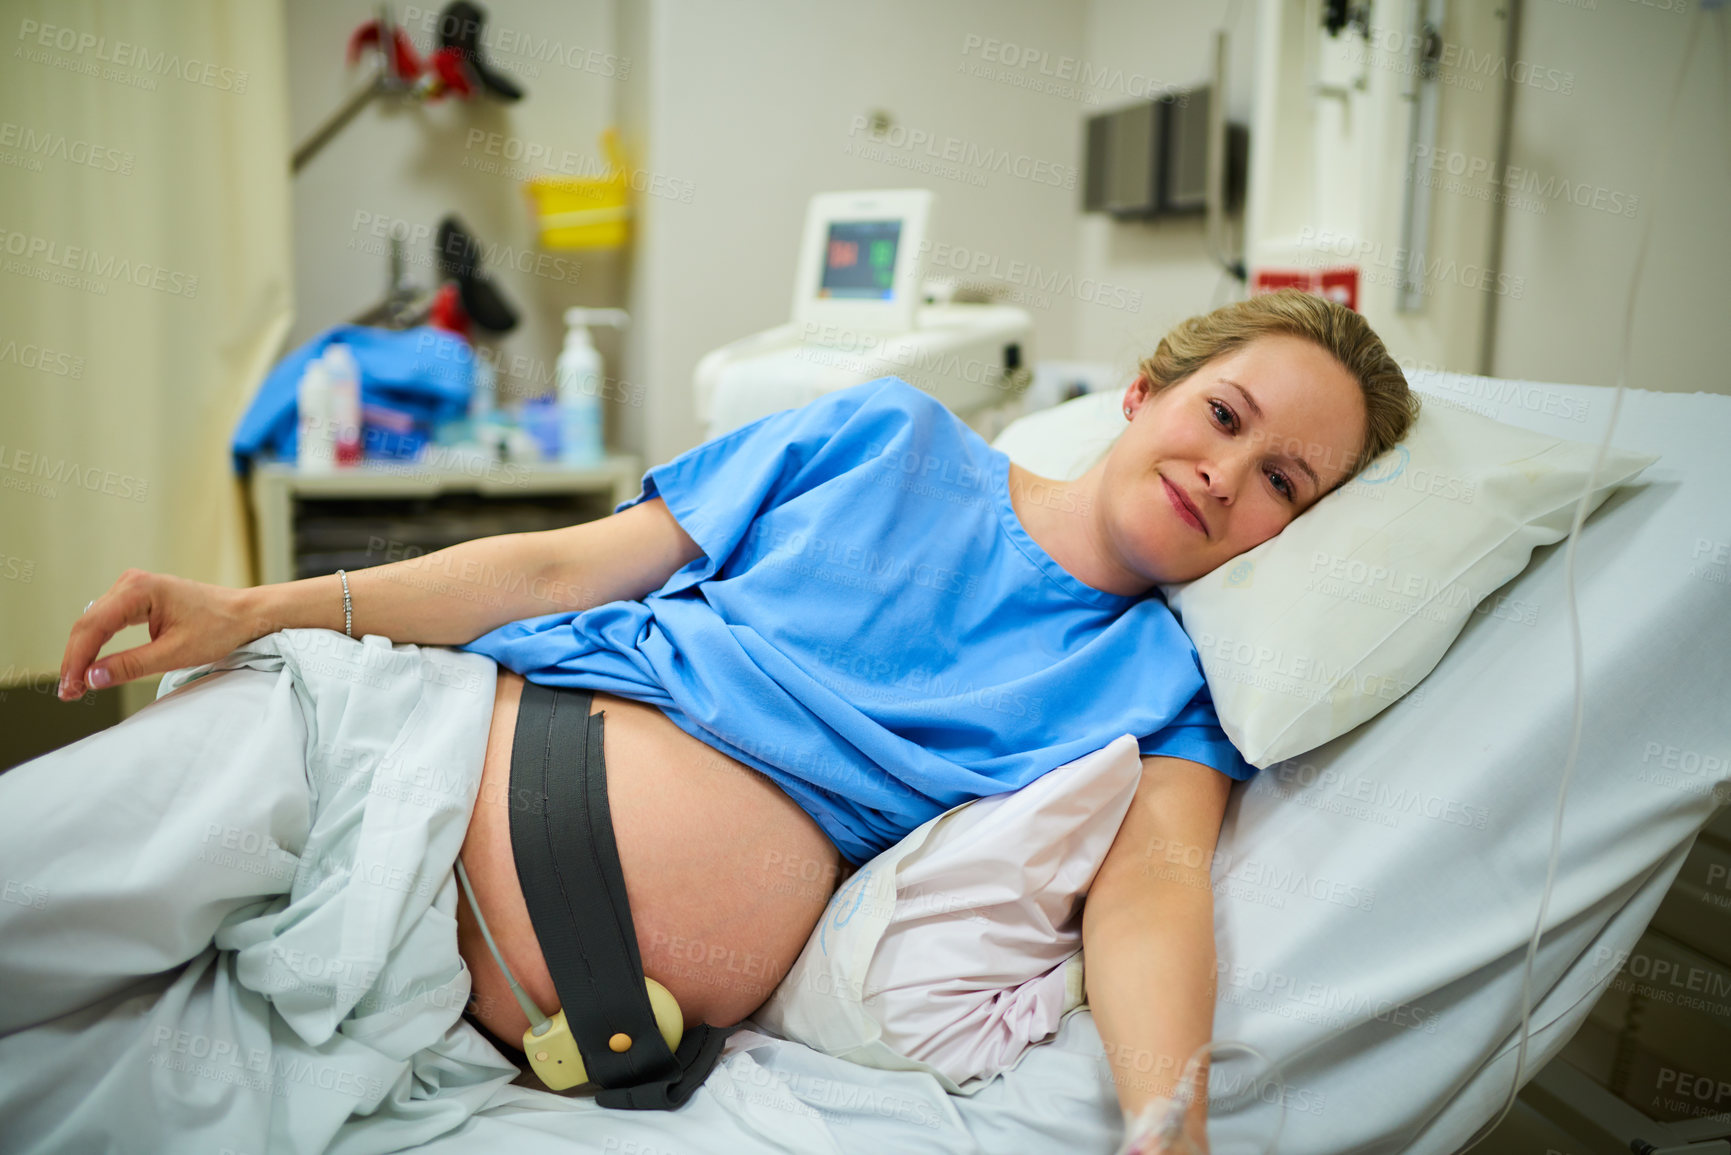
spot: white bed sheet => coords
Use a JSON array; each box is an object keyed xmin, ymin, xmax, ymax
[
  {"xmin": 414, "ymin": 1015, "xmax": 1128, "ymax": 1155},
  {"xmin": 414, "ymin": 375, "xmax": 1730, "ymax": 1155}
]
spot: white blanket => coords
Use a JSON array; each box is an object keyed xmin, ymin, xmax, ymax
[{"xmin": 0, "ymin": 630, "xmax": 518, "ymax": 1155}]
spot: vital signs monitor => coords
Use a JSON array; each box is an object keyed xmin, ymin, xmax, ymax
[{"xmin": 791, "ymin": 188, "xmax": 932, "ymax": 336}]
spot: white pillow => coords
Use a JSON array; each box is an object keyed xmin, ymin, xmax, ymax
[
  {"xmin": 752, "ymin": 734, "xmax": 1142, "ymax": 1091},
  {"xmin": 991, "ymin": 383, "xmax": 1659, "ymax": 767}
]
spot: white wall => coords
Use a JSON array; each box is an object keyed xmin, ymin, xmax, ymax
[
  {"xmin": 1072, "ymin": 0, "xmax": 1259, "ymax": 383},
  {"xmin": 285, "ymin": 0, "xmax": 1723, "ymax": 476},
  {"xmin": 287, "ymin": 0, "xmax": 625, "ymax": 414},
  {"xmin": 1243, "ymin": 0, "xmax": 1509, "ymax": 375},
  {"xmin": 621, "ymin": 0, "xmax": 1089, "ymax": 467},
  {"xmin": 288, "ymin": 0, "xmax": 1102, "ymax": 468},
  {"xmin": 1488, "ymin": 0, "xmax": 1729, "ymax": 395}
]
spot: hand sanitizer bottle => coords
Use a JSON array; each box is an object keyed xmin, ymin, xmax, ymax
[
  {"xmin": 296, "ymin": 356, "xmax": 335, "ymax": 473},
  {"xmin": 322, "ymin": 343, "xmax": 364, "ymax": 467},
  {"xmin": 555, "ymin": 308, "xmax": 628, "ymax": 467}
]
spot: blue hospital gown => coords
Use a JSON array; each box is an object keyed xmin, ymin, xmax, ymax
[{"xmin": 462, "ymin": 377, "xmax": 1253, "ymax": 864}]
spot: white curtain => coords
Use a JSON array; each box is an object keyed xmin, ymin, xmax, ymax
[{"xmin": 0, "ymin": 0, "xmax": 291, "ymax": 683}]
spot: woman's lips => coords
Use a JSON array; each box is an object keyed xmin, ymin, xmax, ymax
[{"xmin": 1163, "ymin": 476, "xmax": 1207, "ymax": 536}]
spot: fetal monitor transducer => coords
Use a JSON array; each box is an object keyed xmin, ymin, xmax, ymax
[{"xmin": 453, "ymin": 857, "xmax": 683, "ymax": 1091}]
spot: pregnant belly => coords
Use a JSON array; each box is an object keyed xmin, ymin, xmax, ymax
[{"xmin": 455, "ymin": 669, "xmax": 852, "ymax": 1054}]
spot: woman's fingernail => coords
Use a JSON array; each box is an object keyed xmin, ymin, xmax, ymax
[
  {"xmin": 88, "ymin": 668, "xmax": 111, "ymax": 689},
  {"xmin": 58, "ymin": 675, "xmax": 71, "ymax": 699}
]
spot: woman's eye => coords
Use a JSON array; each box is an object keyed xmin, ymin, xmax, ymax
[
  {"xmin": 1269, "ymin": 471, "xmax": 1295, "ymax": 501},
  {"xmin": 1209, "ymin": 400, "xmax": 1237, "ymax": 431}
]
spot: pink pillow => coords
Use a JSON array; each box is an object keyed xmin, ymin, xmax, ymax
[{"xmin": 753, "ymin": 735, "xmax": 1143, "ymax": 1090}]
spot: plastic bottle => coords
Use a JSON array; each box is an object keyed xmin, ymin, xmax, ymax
[
  {"xmin": 322, "ymin": 343, "xmax": 364, "ymax": 467},
  {"xmin": 469, "ymin": 350, "xmax": 497, "ymax": 424},
  {"xmin": 296, "ymin": 357, "xmax": 335, "ymax": 473},
  {"xmin": 522, "ymin": 396, "xmax": 561, "ymax": 461},
  {"xmin": 555, "ymin": 308, "xmax": 628, "ymax": 467}
]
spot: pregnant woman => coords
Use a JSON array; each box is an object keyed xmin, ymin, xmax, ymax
[{"xmin": 8, "ymin": 290, "xmax": 1416, "ymax": 1153}]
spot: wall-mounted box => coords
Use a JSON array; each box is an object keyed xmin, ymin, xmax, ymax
[{"xmin": 1082, "ymin": 85, "xmax": 1247, "ymax": 219}]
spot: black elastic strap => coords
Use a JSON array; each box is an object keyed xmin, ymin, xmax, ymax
[{"xmin": 507, "ymin": 680, "xmax": 733, "ymax": 1109}]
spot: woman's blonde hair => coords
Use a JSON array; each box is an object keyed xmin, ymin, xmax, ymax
[{"xmin": 1134, "ymin": 289, "xmax": 1420, "ymax": 484}]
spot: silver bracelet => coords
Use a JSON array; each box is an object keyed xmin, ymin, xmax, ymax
[{"xmin": 336, "ymin": 568, "xmax": 353, "ymax": 637}]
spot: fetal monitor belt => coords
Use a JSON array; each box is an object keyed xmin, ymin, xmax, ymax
[{"xmin": 508, "ymin": 680, "xmax": 733, "ymax": 1109}]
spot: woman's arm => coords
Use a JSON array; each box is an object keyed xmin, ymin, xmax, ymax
[
  {"xmin": 59, "ymin": 498, "xmax": 703, "ymax": 698},
  {"xmin": 1083, "ymin": 754, "xmax": 1233, "ymax": 1151}
]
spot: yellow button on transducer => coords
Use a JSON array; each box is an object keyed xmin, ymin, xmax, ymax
[{"xmin": 608, "ymin": 1033, "xmax": 632, "ymax": 1053}]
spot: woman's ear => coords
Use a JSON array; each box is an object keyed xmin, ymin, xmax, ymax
[{"xmin": 1121, "ymin": 374, "xmax": 1150, "ymax": 420}]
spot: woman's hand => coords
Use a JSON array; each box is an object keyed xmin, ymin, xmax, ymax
[
  {"xmin": 1118, "ymin": 1099, "xmax": 1211, "ymax": 1155},
  {"xmin": 58, "ymin": 569, "xmax": 267, "ymax": 700},
  {"xmin": 53, "ymin": 502, "xmax": 706, "ymax": 701}
]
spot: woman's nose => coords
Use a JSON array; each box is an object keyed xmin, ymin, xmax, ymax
[{"xmin": 1200, "ymin": 453, "xmax": 1251, "ymax": 502}]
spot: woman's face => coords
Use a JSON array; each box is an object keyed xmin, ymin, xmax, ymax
[{"xmin": 1104, "ymin": 334, "xmax": 1367, "ymax": 586}]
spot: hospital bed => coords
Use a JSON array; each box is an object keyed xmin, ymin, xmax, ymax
[{"xmin": 378, "ymin": 370, "xmax": 1729, "ymax": 1154}]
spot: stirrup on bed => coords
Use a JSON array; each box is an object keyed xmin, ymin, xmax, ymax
[{"xmin": 477, "ymin": 679, "xmax": 734, "ymax": 1109}]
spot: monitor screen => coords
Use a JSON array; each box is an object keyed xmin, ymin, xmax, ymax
[{"xmin": 817, "ymin": 219, "xmax": 901, "ymax": 300}]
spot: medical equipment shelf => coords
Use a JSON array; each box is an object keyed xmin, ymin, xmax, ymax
[{"xmin": 248, "ymin": 456, "xmax": 642, "ymax": 585}]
